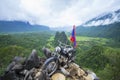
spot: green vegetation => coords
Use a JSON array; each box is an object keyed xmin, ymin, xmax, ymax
[
  {"xmin": 75, "ymin": 36, "xmax": 120, "ymax": 80},
  {"xmin": 76, "ymin": 22, "xmax": 120, "ymax": 80},
  {"xmin": 0, "ymin": 31, "xmax": 120, "ymax": 80},
  {"xmin": 0, "ymin": 32, "xmax": 51, "ymax": 75},
  {"xmin": 76, "ymin": 22, "xmax": 120, "ymax": 41},
  {"xmin": 98, "ymin": 48, "xmax": 120, "ymax": 80}
]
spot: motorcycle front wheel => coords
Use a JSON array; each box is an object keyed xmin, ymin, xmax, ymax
[{"xmin": 41, "ymin": 57, "xmax": 59, "ymax": 77}]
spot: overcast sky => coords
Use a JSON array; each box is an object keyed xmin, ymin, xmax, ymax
[{"xmin": 0, "ymin": 0, "xmax": 120, "ymax": 27}]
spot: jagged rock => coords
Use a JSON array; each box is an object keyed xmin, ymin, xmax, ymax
[
  {"xmin": 1, "ymin": 49, "xmax": 99, "ymax": 80},
  {"xmin": 1, "ymin": 71, "xmax": 17, "ymax": 80},
  {"xmin": 50, "ymin": 63, "xmax": 88, "ymax": 80},
  {"xmin": 24, "ymin": 49, "xmax": 41, "ymax": 70},
  {"xmin": 42, "ymin": 47, "xmax": 52, "ymax": 58},
  {"xmin": 65, "ymin": 63, "xmax": 87, "ymax": 80},
  {"xmin": 5, "ymin": 56, "xmax": 25, "ymax": 73}
]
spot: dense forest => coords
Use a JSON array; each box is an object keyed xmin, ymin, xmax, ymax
[
  {"xmin": 0, "ymin": 32, "xmax": 51, "ymax": 75},
  {"xmin": 76, "ymin": 22, "xmax": 120, "ymax": 41},
  {"xmin": 0, "ymin": 31, "xmax": 120, "ymax": 80}
]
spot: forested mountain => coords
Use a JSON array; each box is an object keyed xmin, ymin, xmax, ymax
[
  {"xmin": 0, "ymin": 21, "xmax": 50, "ymax": 32},
  {"xmin": 76, "ymin": 22, "xmax": 120, "ymax": 41},
  {"xmin": 54, "ymin": 31, "xmax": 69, "ymax": 46},
  {"xmin": 76, "ymin": 9, "xmax": 120, "ymax": 41}
]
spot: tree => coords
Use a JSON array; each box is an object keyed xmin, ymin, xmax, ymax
[
  {"xmin": 79, "ymin": 45, "xmax": 109, "ymax": 71},
  {"xmin": 98, "ymin": 48, "xmax": 120, "ymax": 80}
]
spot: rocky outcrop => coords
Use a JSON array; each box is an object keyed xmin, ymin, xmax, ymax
[{"xmin": 0, "ymin": 49, "xmax": 99, "ymax": 80}]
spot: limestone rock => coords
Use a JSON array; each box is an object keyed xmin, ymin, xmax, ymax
[
  {"xmin": 66, "ymin": 63, "xmax": 87, "ymax": 80},
  {"xmin": 51, "ymin": 73, "xmax": 66, "ymax": 80}
]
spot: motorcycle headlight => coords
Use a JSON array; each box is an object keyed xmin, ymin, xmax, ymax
[{"xmin": 55, "ymin": 46, "xmax": 61, "ymax": 53}]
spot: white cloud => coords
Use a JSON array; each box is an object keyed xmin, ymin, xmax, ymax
[{"xmin": 0, "ymin": 0, "xmax": 120, "ymax": 27}]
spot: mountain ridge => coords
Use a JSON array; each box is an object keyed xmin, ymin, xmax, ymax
[
  {"xmin": 0, "ymin": 20, "xmax": 50, "ymax": 33},
  {"xmin": 76, "ymin": 9, "xmax": 120, "ymax": 40},
  {"xmin": 82, "ymin": 9, "xmax": 120, "ymax": 26}
]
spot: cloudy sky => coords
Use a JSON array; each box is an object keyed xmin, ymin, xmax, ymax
[{"xmin": 0, "ymin": 0, "xmax": 120, "ymax": 27}]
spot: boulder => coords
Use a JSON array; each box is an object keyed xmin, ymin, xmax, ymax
[
  {"xmin": 42, "ymin": 47, "xmax": 52, "ymax": 58},
  {"xmin": 24, "ymin": 49, "xmax": 40, "ymax": 70},
  {"xmin": 51, "ymin": 73, "xmax": 66, "ymax": 80},
  {"xmin": 66, "ymin": 63, "xmax": 87, "ymax": 80}
]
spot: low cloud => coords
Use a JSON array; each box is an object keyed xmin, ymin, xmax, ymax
[{"xmin": 0, "ymin": 0, "xmax": 120, "ymax": 27}]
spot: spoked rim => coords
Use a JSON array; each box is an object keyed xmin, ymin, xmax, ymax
[{"xmin": 46, "ymin": 61, "xmax": 58, "ymax": 76}]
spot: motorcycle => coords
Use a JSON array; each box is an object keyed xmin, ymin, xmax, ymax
[{"xmin": 41, "ymin": 41, "xmax": 76, "ymax": 77}]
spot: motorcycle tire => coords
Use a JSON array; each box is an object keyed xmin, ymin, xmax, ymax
[{"xmin": 41, "ymin": 57, "xmax": 59, "ymax": 77}]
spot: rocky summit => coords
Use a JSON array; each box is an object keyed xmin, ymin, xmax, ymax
[{"xmin": 0, "ymin": 49, "xmax": 99, "ymax": 80}]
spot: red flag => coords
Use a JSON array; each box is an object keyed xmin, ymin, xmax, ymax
[{"xmin": 70, "ymin": 25, "xmax": 76, "ymax": 48}]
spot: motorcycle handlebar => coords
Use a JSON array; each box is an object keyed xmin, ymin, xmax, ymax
[{"xmin": 58, "ymin": 40, "xmax": 73, "ymax": 48}]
